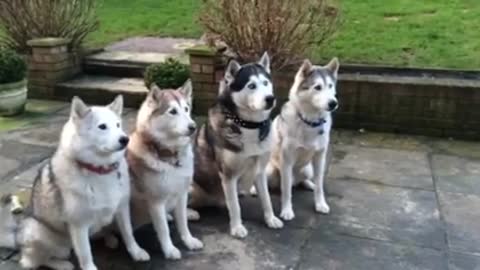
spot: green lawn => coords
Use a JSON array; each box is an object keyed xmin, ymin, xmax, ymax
[{"xmin": 62, "ymin": 0, "xmax": 480, "ymax": 69}]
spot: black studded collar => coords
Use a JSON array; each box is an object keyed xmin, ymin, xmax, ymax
[
  {"xmin": 297, "ymin": 112, "xmax": 326, "ymax": 134},
  {"xmin": 224, "ymin": 110, "xmax": 271, "ymax": 141}
]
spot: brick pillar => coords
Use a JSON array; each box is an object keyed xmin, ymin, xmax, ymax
[
  {"xmin": 185, "ymin": 45, "xmax": 224, "ymax": 115},
  {"xmin": 27, "ymin": 38, "xmax": 81, "ymax": 98}
]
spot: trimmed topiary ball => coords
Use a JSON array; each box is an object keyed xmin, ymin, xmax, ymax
[
  {"xmin": 0, "ymin": 48, "xmax": 27, "ymax": 85},
  {"xmin": 144, "ymin": 58, "xmax": 190, "ymax": 89}
]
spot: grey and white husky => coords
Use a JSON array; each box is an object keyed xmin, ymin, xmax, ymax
[
  {"xmin": 267, "ymin": 58, "xmax": 340, "ymax": 220},
  {"xmin": 0, "ymin": 96, "xmax": 150, "ymax": 270},
  {"xmin": 126, "ymin": 80, "xmax": 204, "ymax": 260},
  {"xmin": 190, "ymin": 52, "xmax": 284, "ymax": 238}
]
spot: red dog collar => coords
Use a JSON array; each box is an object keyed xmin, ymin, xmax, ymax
[{"xmin": 76, "ymin": 160, "xmax": 119, "ymax": 175}]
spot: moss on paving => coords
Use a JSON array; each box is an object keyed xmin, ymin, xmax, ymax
[{"xmin": 0, "ymin": 100, "xmax": 67, "ymax": 132}]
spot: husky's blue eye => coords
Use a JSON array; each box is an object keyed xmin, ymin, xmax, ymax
[
  {"xmin": 116, "ymin": 123, "xmax": 120, "ymax": 128},
  {"xmin": 170, "ymin": 109, "xmax": 178, "ymax": 115},
  {"xmin": 248, "ymin": 83, "xmax": 256, "ymax": 90},
  {"xmin": 185, "ymin": 107, "xmax": 189, "ymax": 112},
  {"xmin": 328, "ymin": 83, "xmax": 333, "ymax": 89},
  {"xmin": 263, "ymin": 80, "xmax": 269, "ymax": 86},
  {"xmin": 98, "ymin": 124, "xmax": 107, "ymax": 130},
  {"xmin": 314, "ymin": 85, "xmax": 322, "ymax": 91}
]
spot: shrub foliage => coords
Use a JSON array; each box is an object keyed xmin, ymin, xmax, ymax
[
  {"xmin": 200, "ymin": 0, "xmax": 340, "ymax": 69},
  {"xmin": 0, "ymin": 48, "xmax": 27, "ymax": 84},
  {"xmin": 0, "ymin": 0, "xmax": 99, "ymax": 52},
  {"xmin": 144, "ymin": 58, "xmax": 190, "ymax": 90}
]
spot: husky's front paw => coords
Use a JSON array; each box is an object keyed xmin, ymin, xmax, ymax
[
  {"xmin": 183, "ymin": 236, "xmax": 204, "ymax": 250},
  {"xmin": 48, "ymin": 260, "xmax": 75, "ymax": 270},
  {"xmin": 187, "ymin": 208, "xmax": 201, "ymax": 221},
  {"xmin": 128, "ymin": 245, "xmax": 151, "ymax": 262},
  {"xmin": 280, "ymin": 207, "xmax": 295, "ymax": 221},
  {"xmin": 265, "ymin": 215, "xmax": 284, "ymax": 229},
  {"xmin": 164, "ymin": 245, "xmax": 182, "ymax": 260},
  {"xmin": 315, "ymin": 201, "xmax": 330, "ymax": 214},
  {"xmin": 81, "ymin": 263, "xmax": 98, "ymax": 270},
  {"xmin": 230, "ymin": 224, "xmax": 248, "ymax": 238}
]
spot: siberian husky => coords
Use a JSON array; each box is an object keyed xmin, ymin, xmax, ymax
[
  {"xmin": 190, "ymin": 52, "xmax": 284, "ymax": 238},
  {"xmin": 267, "ymin": 58, "xmax": 340, "ymax": 220},
  {"xmin": 0, "ymin": 96, "xmax": 150, "ymax": 270},
  {"xmin": 126, "ymin": 80, "xmax": 204, "ymax": 260}
]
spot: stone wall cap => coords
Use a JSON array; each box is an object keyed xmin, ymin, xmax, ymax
[
  {"xmin": 27, "ymin": 38, "xmax": 71, "ymax": 47},
  {"xmin": 185, "ymin": 45, "xmax": 218, "ymax": 56}
]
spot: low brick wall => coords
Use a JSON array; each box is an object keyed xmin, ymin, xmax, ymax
[
  {"xmin": 186, "ymin": 46, "xmax": 480, "ymax": 140},
  {"xmin": 27, "ymin": 38, "xmax": 81, "ymax": 98}
]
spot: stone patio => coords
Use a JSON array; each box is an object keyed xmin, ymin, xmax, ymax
[{"xmin": 1, "ymin": 100, "xmax": 480, "ymax": 270}]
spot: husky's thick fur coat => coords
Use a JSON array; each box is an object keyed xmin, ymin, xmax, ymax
[
  {"xmin": 267, "ymin": 58, "xmax": 340, "ymax": 220},
  {"xmin": 0, "ymin": 96, "xmax": 150, "ymax": 270},
  {"xmin": 127, "ymin": 80, "xmax": 204, "ymax": 260},
  {"xmin": 191, "ymin": 52, "xmax": 284, "ymax": 238}
]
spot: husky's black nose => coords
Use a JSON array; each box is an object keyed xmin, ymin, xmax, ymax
[
  {"xmin": 119, "ymin": 136, "xmax": 129, "ymax": 147},
  {"xmin": 265, "ymin": 95, "xmax": 276, "ymax": 109},
  {"xmin": 188, "ymin": 124, "xmax": 197, "ymax": 135},
  {"xmin": 328, "ymin": 100, "xmax": 338, "ymax": 111}
]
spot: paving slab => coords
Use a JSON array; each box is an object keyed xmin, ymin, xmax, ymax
[
  {"xmin": 430, "ymin": 138, "xmax": 480, "ymax": 159},
  {"xmin": 432, "ymin": 154, "xmax": 480, "ymax": 195},
  {"xmin": 0, "ymin": 140, "xmax": 53, "ymax": 182},
  {"xmin": 105, "ymin": 37, "xmax": 202, "ymax": 54},
  {"xmin": 317, "ymin": 178, "xmax": 444, "ymax": 249},
  {"xmin": 449, "ymin": 252, "xmax": 480, "ymax": 270},
  {"xmin": 298, "ymin": 229, "xmax": 447, "ymax": 270},
  {"xmin": 329, "ymin": 145, "xmax": 434, "ymax": 190},
  {"xmin": 332, "ymin": 129, "xmax": 432, "ymax": 152},
  {"xmin": 2, "ymin": 120, "xmax": 65, "ymax": 148},
  {"xmin": 93, "ymin": 220, "xmax": 308, "ymax": 270},
  {"xmin": 0, "ymin": 260, "xmax": 21, "ymax": 270},
  {"xmin": 86, "ymin": 51, "xmax": 188, "ymax": 65},
  {"xmin": 3, "ymin": 160, "xmax": 47, "ymax": 194},
  {"xmin": 438, "ymin": 191, "xmax": 480, "ymax": 254}
]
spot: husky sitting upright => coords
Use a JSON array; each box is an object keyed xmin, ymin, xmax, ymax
[
  {"xmin": 191, "ymin": 52, "xmax": 284, "ymax": 238},
  {"xmin": 127, "ymin": 80, "xmax": 203, "ymax": 260},
  {"xmin": 267, "ymin": 58, "xmax": 340, "ymax": 220},
  {"xmin": 0, "ymin": 96, "xmax": 150, "ymax": 270}
]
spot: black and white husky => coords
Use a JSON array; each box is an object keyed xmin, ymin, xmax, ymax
[
  {"xmin": 267, "ymin": 58, "xmax": 340, "ymax": 220},
  {"xmin": 190, "ymin": 52, "xmax": 284, "ymax": 238}
]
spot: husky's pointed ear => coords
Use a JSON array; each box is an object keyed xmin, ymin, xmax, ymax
[
  {"xmin": 258, "ymin": 51, "xmax": 271, "ymax": 73},
  {"xmin": 70, "ymin": 96, "xmax": 91, "ymax": 120},
  {"xmin": 148, "ymin": 85, "xmax": 164, "ymax": 104},
  {"xmin": 178, "ymin": 79, "xmax": 193, "ymax": 105},
  {"xmin": 325, "ymin": 57, "xmax": 339, "ymax": 79},
  {"xmin": 298, "ymin": 59, "xmax": 313, "ymax": 78},
  {"xmin": 108, "ymin": 95, "xmax": 123, "ymax": 116},
  {"xmin": 225, "ymin": 59, "xmax": 241, "ymax": 84}
]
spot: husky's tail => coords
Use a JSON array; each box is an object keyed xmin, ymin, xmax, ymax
[{"xmin": 0, "ymin": 194, "xmax": 23, "ymax": 249}]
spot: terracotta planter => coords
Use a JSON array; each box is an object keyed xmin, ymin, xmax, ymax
[{"xmin": 0, "ymin": 79, "xmax": 27, "ymax": 116}]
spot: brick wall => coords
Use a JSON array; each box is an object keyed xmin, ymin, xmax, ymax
[
  {"xmin": 186, "ymin": 46, "xmax": 480, "ymax": 140},
  {"xmin": 27, "ymin": 38, "xmax": 81, "ymax": 98}
]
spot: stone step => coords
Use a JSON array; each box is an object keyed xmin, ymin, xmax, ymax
[
  {"xmin": 55, "ymin": 75, "xmax": 148, "ymax": 107},
  {"xmin": 84, "ymin": 51, "xmax": 188, "ymax": 78}
]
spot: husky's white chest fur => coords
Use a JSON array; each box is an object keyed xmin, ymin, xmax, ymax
[
  {"xmin": 134, "ymin": 145, "xmax": 194, "ymax": 210},
  {"xmin": 53, "ymin": 155, "xmax": 130, "ymax": 235}
]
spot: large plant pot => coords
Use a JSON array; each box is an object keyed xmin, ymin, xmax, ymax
[{"xmin": 0, "ymin": 79, "xmax": 27, "ymax": 116}]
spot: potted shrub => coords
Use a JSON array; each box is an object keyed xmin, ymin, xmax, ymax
[
  {"xmin": 0, "ymin": 48, "xmax": 27, "ymax": 116},
  {"xmin": 144, "ymin": 57, "xmax": 190, "ymax": 89}
]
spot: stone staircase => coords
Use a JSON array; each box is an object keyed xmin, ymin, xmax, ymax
[{"xmin": 55, "ymin": 51, "xmax": 182, "ymax": 107}]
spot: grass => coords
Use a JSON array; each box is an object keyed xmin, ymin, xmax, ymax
[
  {"xmin": 3, "ymin": 0, "xmax": 480, "ymax": 69},
  {"xmin": 315, "ymin": 0, "xmax": 480, "ymax": 69},
  {"xmin": 87, "ymin": 0, "xmax": 201, "ymax": 46}
]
